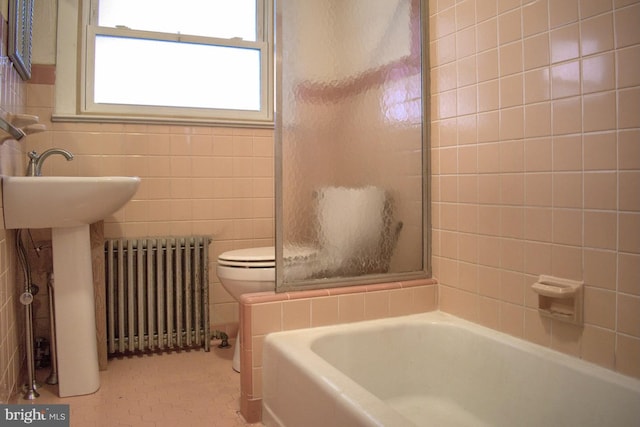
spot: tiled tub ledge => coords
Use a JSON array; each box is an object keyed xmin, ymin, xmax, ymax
[{"xmin": 237, "ymin": 277, "xmax": 438, "ymax": 423}]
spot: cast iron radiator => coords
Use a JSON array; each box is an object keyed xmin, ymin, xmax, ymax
[{"xmin": 104, "ymin": 236, "xmax": 212, "ymax": 355}]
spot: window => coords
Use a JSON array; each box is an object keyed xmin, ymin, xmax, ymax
[{"xmin": 54, "ymin": 0, "xmax": 273, "ymax": 126}]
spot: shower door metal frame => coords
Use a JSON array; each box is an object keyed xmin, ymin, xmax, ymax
[{"xmin": 274, "ymin": 0, "xmax": 431, "ymax": 292}]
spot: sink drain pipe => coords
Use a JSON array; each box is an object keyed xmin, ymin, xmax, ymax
[
  {"xmin": 46, "ymin": 273, "xmax": 58, "ymax": 385},
  {"xmin": 16, "ymin": 229, "xmax": 39, "ymax": 399}
]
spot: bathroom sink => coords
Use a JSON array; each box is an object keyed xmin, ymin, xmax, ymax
[
  {"xmin": 2, "ymin": 176, "xmax": 140, "ymax": 229},
  {"xmin": 1, "ymin": 175, "xmax": 140, "ymax": 397}
]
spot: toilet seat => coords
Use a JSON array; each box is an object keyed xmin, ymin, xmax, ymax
[
  {"xmin": 217, "ymin": 245, "xmax": 317, "ymax": 269},
  {"xmin": 218, "ymin": 246, "xmax": 275, "ymax": 268}
]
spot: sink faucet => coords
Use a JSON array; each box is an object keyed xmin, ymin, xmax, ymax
[{"xmin": 26, "ymin": 148, "xmax": 74, "ymax": 176}]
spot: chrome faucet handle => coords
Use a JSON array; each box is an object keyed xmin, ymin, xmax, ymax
[{"xmin": 26, "ymin": 151, "xmax": 40, "ymax": 176}]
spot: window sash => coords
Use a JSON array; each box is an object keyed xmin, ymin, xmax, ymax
[{"xmin": 84, "ymin": 25, "xmax": 269, "ymax": 121}]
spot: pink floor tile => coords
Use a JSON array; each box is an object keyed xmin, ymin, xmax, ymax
[{"xmin": 15, "ymin": 341, "xmax": 262, "ymax": 427}]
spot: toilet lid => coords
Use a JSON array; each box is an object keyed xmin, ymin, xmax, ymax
[{"xmin": 218, "ymin": 245, "xmax": 317, "ymax": 268}]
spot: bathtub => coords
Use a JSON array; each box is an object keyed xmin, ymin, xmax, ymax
[{"xmin": 262, "ymin": 311, "xmax": 640, "ymax": 427}]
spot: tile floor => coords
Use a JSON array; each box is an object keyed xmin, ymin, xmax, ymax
[{"xmin": 15, "ymin": 341, "xmax": 261, "ymax": 427}]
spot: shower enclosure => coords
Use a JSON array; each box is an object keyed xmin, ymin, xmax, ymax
[{"xmin": 275, "ymin": 0, "xmax": 429, "ymax": 291}]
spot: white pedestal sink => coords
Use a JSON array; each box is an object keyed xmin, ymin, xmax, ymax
[{"xmin": 2, "ymin": 176, "xmax": 140, "ymax": 397}]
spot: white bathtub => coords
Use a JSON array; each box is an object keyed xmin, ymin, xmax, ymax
[{"xmin": 262, "ymin": 311, "xmax": 640, "ymax": 427}]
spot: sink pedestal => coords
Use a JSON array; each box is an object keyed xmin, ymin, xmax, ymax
[{"xmin": 51, "ymin": 224, "xmax": 100, "ymax": 397}]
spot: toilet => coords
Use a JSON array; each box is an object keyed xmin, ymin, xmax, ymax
[
  {"xmin": 216, "ymin": 245, "xmax": 316, "ymax": 372},
  {"xmin": 216, "ymin": 186, "xmax": 402, "ymax": 372}
]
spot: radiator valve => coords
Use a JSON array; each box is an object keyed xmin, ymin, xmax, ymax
[{"xmin": 212, "ymin": 330, "xmax": 231, "ymax": 349}]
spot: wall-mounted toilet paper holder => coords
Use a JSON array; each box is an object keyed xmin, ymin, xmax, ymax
[{"xmin": 532, "ymin": 275, "xmax": 583, "ymax": 325}]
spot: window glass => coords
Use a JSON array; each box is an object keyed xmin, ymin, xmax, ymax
[
  {"xmin": 94, "ymin": 36, "xmax": 261, "ymax": 111},
  {"xmin": 98, "ymin": 0, "xmax": 257, "ymax": 41}
]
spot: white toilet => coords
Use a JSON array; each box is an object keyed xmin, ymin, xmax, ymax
[{"xmin": 216, "ymin": 186, "xmax": 402, "ymax": 372}]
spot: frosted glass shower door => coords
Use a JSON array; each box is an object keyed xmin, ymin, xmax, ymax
[{"xmin": 276, "ymin": 0, "xmax": 428, "ymax": 291}]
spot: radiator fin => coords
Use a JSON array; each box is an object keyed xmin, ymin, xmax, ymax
[{"xmin": 105, "ymin": 236, "xmax": 211, "ymax": 355}]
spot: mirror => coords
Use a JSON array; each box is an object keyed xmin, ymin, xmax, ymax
[{"xmin": 8, "ymin": 0, "xmax": 34, "ymax": 80}]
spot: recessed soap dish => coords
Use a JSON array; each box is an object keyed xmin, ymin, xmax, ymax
[{"xmin": 532, "ymin": 275, "xmax": 583, "ymax": 325}]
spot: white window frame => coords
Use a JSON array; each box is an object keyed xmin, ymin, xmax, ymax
[{"xmin": 54, "ymin": 0, "xmax": 273, "ymax": 127}]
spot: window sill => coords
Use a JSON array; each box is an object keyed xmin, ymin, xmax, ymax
[{"xmin": 51, "ymin": 113, "xmax": 274, "ymax": 129}]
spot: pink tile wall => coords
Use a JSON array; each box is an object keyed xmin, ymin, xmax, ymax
[{"xmin": 430, "ymin": 0, "xmax": 640, "ymax": 379}]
